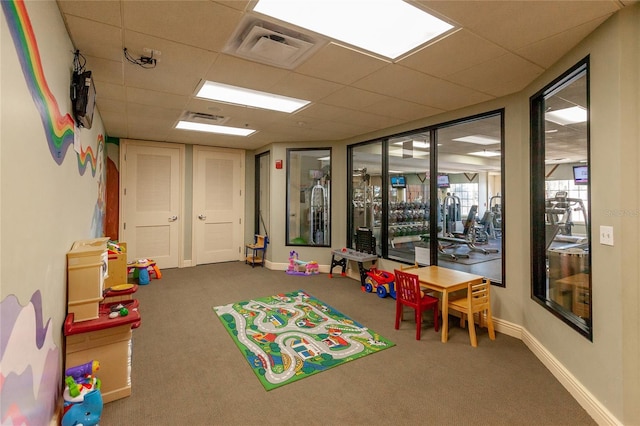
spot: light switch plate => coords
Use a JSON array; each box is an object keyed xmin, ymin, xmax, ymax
[{"xmin": 600, "ymin": 225, "xmax": 614, "ymax": 246}]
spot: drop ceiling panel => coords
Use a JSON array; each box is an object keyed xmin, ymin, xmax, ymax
[
  {"xmin": 99, "ymin": 111, "xmax": 128, "ymax": 137},
  {"xmin": 94, "ymin": 98, "xmax": 126, "ymax": 115},
  {"xmin": 448, "ymin": 53, "xmax": 545, "ymax": 98},
  {"xmin": 213, "ymin": 1, "xmax": 250, "ymax": 12},
  {"xmin": 63, "ymin": 15, "xmax": 123, "ymax": 62},
  {"xmin": 353, "ymin": 65, "xmax": 493, "ymax": 110},
  {"xmin": 122, "ymin": 31, "xmax": 217, "ymax": 95},
  {"xmin": 422, "ymin": 0, "xmax": 621, "ymax": 51},
  {"xmin": 122, "ymin": 1, "xmax": 243, "ymax": 52},
  {"xmin": 83, "ymin": 55, "xmax": 123, "ymax": 85},
  {"xmin": 126, "ymin": 117, "xmax": 172, "ymax": 141},
  {"xmin": 399, "ymin": 29, "xmax": 507, "ymax": 78},
  {"xmin": 516, "ymin": 16, "xmax": 610, "ymax": 68},
  {"xmin": 57, "ymin": 0, "xmax": 122, "ymax": 27},
  {"xmin": 126, "ymin": 102, "xmax": 183, "ymax": 122},
  {"xmin": 319, "ymin": 87, "xmax": 389, "ymax": 110},
  {"xmin": 269, "ymin": 73, "xmax": 343, "ymax": 102},
  {"xmin": 94, "ymin": 82, "xmax": 126, "ymax": 102},
  {"xmin": 295, "ymin": 42, "xmax": 389, "ymax": 85},
  {"xmin": 125, "ymin": 87, "xmax": 189, "ymax": 110},
  {"xmin": 203, "ymin": 54, "xmax": 291, "ymax": 92},
  {"xmin": 362, "ymin": 98, "xmax": 444, "ymax": 122}
]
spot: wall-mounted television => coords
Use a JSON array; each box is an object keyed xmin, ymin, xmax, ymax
[
  {"xmin": 71, "ymin": 70, "xmax": 96, "ymax": 129},
  {"xmin": 437, "ymin": 174, "xmax": 450, "ymax": 188},
  {"xmin": 390, "ymin": 175, "xmax": 406, "ymax": 188},
  {"xmin": 573, "ymin": 165, "xmax": 588, "ymax": 185}
]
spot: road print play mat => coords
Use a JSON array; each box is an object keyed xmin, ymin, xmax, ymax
[{"xmin": 213, "ymin": 290, "xmax": 395, "ymax": 390}]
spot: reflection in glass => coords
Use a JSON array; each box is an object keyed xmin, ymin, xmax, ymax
[
  {"xmin": 286, "ymin": 148, "xmax": 331, "ymax": 246},
  {"xmin": 531, "ymin": 58, "xmax": 591, "ymax": 338},
  {"xmin": 349, "ymin": 142, "xmax": 382, "ymax": 254},
  {"xmin": 387, "ymin": 133, "xmax": 432, "ymax": 265},
  {"xmin": 436, "ymin": 114, "xmax": 503, "ymax": 284}
]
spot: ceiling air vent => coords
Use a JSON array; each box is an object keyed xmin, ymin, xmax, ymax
[
  {"xmin": 224, "ymin": 17, "xmax": 326, "ymax": 69},
  {"xmin": 180, "ymin": 111, "xmax": 229, "ymax": 126}
]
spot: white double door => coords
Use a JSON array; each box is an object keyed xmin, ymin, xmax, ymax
[{"xmin": 120, "ymin": 141, "xmax": 244, "ymax": 269}]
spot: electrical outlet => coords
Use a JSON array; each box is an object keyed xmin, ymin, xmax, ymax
[
  {"xmin": 600, "ymin": 225, "xmax": 614, "ymax": 246},
  {"xmin": 143, "ymin": 48, "xmax": 161, "ymax": 57}
]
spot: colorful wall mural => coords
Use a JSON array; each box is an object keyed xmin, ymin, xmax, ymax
[
  {"xmin": 1, "ymin": 0, "xmax": 108, "ymax": 423},
  {"xmin": 0, "ymin": 292, "xmax": 60, "ymax": 425}
]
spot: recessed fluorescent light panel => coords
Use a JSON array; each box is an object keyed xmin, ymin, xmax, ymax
[
  {"xmin": 545, "ymin": 106, "xmax": 587, "ymax": 125},
  {"xmin": 453, "ymin": 135, "xmax": 500, "ymax": 145},
  {"xmin": 176, "ymin": 120, "xmax": 256, "ymax": 136},
  {"xmin": 196, "ymin": 81, "xmax": 310, "ymax": 113},
  {"xmin": 468, "ymin": 151, "xmax": 501, "ymax": 157},
  {"xmin": 253, "ymin": 0, "xmax": 454, "ymax": 60}
]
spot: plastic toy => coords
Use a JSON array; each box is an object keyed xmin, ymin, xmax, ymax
[
  {"xmin": 65, "ymin": 360, "xmax": 100, "ymax": 383},
  {"xmin": 62, "ymin": 361, "xmax": 103, "ymax": 426},
  {"xmin": 286, "ymin": 251, "xmax": 319, "ymax": 276},
  {"xmin": 364, "ymin": 268, "xmax": 396, "ymax": 299},
  {"xmin": 128, "ymin": 258, "xmax": 162, "ymax": 284}
]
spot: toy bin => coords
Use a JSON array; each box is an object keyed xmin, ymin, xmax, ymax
[
  {"xmin": 67, "ymin": 238, "xmax": 109, "ymax": 321},
  {"xmin": 64, "ymin": 300, "xmax": 140, "ymax": 403},
  {"xmin": 105, "ymin": 242, "xmax": 127, "ymax": 287}
]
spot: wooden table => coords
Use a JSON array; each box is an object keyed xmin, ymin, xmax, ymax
[{"xmin": 412, "ymin": 266, "xmax": 484, "ymax": 343}]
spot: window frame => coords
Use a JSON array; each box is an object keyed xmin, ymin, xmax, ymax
[{"xmin": 529, "ymin": 56, "xmax": 592, "ymax": 340}]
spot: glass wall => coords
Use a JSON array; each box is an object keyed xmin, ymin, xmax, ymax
[
  {"xmin": 286, "ymin": 148, "xmax": 331, "ymax": 246},
  {"xmin": 387, "ymin": 132, "xmax": 432, "ymax": 265},
  {"xmin": 436, "ymin": 113, "xmax": 503, "ymax": 284},
  {"xmin": 348, "ymin": 141, "xmax": 383, "ymax": 254},
  {"xmin": 347, "ymin": 110, "xmax": 504, "ymax": 285},
  {"xmin": 530, "ymin": 58, "xmax": 591, "ymax": 339}
]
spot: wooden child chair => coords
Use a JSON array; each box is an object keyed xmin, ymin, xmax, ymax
[
  {"xmin": 447, "ymin": 279, "xmax": 495, "ymax": 347},
  {"xmin": 394, "ymin": 269, "xmax": 440, "ymax": 340}
]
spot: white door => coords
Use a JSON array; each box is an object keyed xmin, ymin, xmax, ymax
[
  {"xmin": 193, "ymin": 146, "xmax": 244, "ymax": 264},
  {"xmin": 120, "ymin": 141, "xmax": 183, "ymax": 269}
]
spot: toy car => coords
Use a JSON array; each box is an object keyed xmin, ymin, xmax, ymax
[{"xmin": 364, "ymin": 268, "xmax": 396, "ymax": 299}]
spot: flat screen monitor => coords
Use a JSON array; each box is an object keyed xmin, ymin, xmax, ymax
[
  {"xmin": 437, "ymin": 174, "xmax": 450, "ymax": 188},
  {"xmin": 71, "ymin": 70, "xmax": 96, "ymax": 129},
  {"xmin": 390, "ymin": 175, "xmax": 406, "ymax": 188},
  {"xmin": 573, "ymin": 165, "xmax": 588, "ymax": 185}
]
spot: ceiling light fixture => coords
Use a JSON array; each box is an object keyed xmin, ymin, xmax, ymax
[
  {"xmin": 453, "ymin": 135, "xmax": 500, "ymax": 145},
  {"xmin": 175, "ymin": 120, "xmax": 256, "ymax": 136},
  {"xmin": 196, "ymin": 81, "xmax": 310, "ymax": 113},
  {"xmin": 468, "ymin": 151, "xmax": 501, "ymax": 157},
  {"xmin": 545, "ymin": 106, "xmax": 587, "ymax": 125},
  {"xmin": 253, "ymin": 0, "xmax": 454, "ymax": 60}
]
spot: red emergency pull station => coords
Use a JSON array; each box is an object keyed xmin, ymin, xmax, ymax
[{"xmin": 275, "ymin": 160, "xmax": 283, "ymax": 169}]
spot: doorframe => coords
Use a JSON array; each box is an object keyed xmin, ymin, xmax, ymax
[
  {"xmin": 191, "ymin": 145, "xmax": 246, "ymax": 266},
  {"xmin": 119, "ymin": 139, "xmax": 186, "ymax": 268}
]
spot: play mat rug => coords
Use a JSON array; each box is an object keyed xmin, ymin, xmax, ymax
[{"xmin": 213, "ymin": 290, "xmax": 395, "ymax": 390}]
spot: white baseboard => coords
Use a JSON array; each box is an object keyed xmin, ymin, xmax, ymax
[{"xmin": 494, "ymin": 318, "xmax": 621, "ymax": 426}]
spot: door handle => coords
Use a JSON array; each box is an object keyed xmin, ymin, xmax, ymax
[
  {"xmin": 198, "ymin": 214, "xmax": 206, "ymax": 220},
  {"xmin": 168, "ymin": 215, "xmax": 178, "ymax": 222}
]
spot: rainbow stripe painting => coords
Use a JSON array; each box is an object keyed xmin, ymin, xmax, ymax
[{"xmin": 1, "ymin": 0, "xmax": 100, "ymax": 176}]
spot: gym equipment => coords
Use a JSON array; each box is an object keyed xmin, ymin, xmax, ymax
[{"xmin": 545, "ymin": 191, "xmax": 588, "ymax": 241}]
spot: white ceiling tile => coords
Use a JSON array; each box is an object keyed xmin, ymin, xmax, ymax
[
  {"xmin": 399, "ymin": 29, "xmax": 507, "ymax": 78},
  {"xmin": 122, "ymin": 1, "xmax": 244, "ymax": 52},
  {"xmin": 295, "ymin": 43, "xmax": 389, "ymax": 85},
  {"xmin": 448, "ymin": 53, "xmax": 545, "ymax": 97},
  {"xmin": 64, "ymin": 15, "xmax": 122, "ymax": 62},
  {"xmin": 57, "ymin": 0, "xmax": 122, "ymax": 27}
]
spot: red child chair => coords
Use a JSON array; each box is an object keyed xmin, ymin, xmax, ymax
[{"xmin": 394, "ymin": 269, "xmax": 440, "ymax": 340}]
